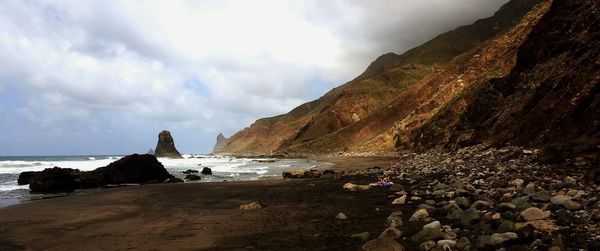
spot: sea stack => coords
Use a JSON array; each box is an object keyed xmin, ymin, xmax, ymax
[
  {"xmin": 154, "ymin": 130, "xmax": 183, "ymax": 158},
  {"xmin": 212, "ymin": 133, "xmax": 229, "ymax": 153}
]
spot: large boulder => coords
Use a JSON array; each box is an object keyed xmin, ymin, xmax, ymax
[
  {"xmin": 17, "ymin": 171, "xmax": 38, "ymax": 185},
  {"xmin": 25, "ymin": 154, "xmax": 172, "ymax": 193},
  {"xmin": 29, "ymin": 167, "xmax": 80, "ymax": 193},
  {"xmin": 86, "ymin": 154, "xmax": 171, "ymax": 185},
  {"xmin": 154, "ymin": 130, "xmax": 183, "ymax": 158}
]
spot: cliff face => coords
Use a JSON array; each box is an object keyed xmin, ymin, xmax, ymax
[
  {"xmin": 221, "ymin": 0, "xmax": 598, "ymax": 158},
  {"xmin": 408, "ymin": 0, "xmax": 600, "ymax": 158},
  {"xmin": 154, "ymin": 130, "xmax": 183, "ymax": 158},
  {"xmin": 212, "ymin": 133, "xmax": 229, "ymax": 153},
  {"xmin": 218, "ymin": 0, "xmax": 543, "ymax": 155}
]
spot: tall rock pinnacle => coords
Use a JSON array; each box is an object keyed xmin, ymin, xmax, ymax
[
  {"xmin": 212, "ymin": 133, "xmax": 229, "ymax": 153},
  {"xmin": 154, "ymin": 130, "xmax": 183, "ymax": 158}
]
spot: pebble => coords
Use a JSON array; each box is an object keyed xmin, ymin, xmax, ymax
[
  {"xmin": 335, "ymin": 212, "xmax": 348, "ymax": 220},
  {"xmin": 419, "ymin": 240, "xmax": 437, "ymax": 251},
  {"xmin": 410, "ymin": 209, "xmax": 430, "ymax": 221},
  {"xmin": 490, "ymin": 232, "xmax": 519, "ymax": 245},
  {"xmin": 423, "ymin": 221, "xmax": 441, "ymax": 230},
  {"xmin": 385, "ymin": 211, "xmax": 403, "ymax": 227},
  {"xmin": 392, "ymin": 195, "xmax": 407, "ymax": 205},
  {"xmin": 460, "ymin": 208, "xmax": 480, "ymax": 226},
  {"xmin": 520, "ymin": 207, "xmax": 551, "ymax": 221},
  {"xmin": 411, "ymin": 228, "xmax": 443, "ymax": 243},
  {"xmin": 378, "ymin": 227, "xmax": 402, "ymax": 239}
]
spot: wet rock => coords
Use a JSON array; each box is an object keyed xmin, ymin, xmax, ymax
[
  {"xmin": 520, "ymin": 207, "xmax": 550, "ymax": 221},
  {"xmin": 411, "ymin": 228, "xmax": 443, "ymax": 243},
  {"xmin": 182, "ymin": 169, "xmax": 198, "ymax": 174},
  {"xmin": 499, "ymin": 202, "xmax": 517, "ymax": 211},
  {"xmin": 335, "ymin": 212, "xmax": 348, "ymax": 220},
  {"xmin": 29, "ymin": 167, "xmax": 79, "ymax": 193},
  {"xmin": 17, "ymin": 171, "xmax": 38, "ymax": 185},
  {"xmin": 409, "ymin": 209, "xmax": 430, "ymax": 221},
  {"xmin": 201, "ymin": 167, "xmax": 212, "ymax": 175},
  {"xmin": 490, "ymin": 232, "xmax": 518, "ymax": 246},
  {"xmin": 362, "ymin": 238, "xmax": 405, "ymax": 251},
  {"xmin": 351, "ymin": 232, "xmax": 370, "ymax": 242},
  {"xmin": 185, "ymin": 174, "xmax": 201, "ymax": 181},
  {"xmin": 460, "ymin": 208, "xmax": 480, "ymax": 225}
]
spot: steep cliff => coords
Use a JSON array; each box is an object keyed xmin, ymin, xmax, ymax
[
  {"xmin": 406, "ymin": 0, "xmax": 600, "ymax": 159},
  {"xmin": 218, "ymin": 0, "xmax": 544, "ymax": 155},
  {"xmin": 212, "ymin": 133, "xmax": 229, "ymax": 153}
]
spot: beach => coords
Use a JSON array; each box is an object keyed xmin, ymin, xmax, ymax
[{"xmin": 0, "ymin": 157, "xmax": 398, "ymax": 250}]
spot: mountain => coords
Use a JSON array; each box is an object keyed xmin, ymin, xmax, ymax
[
  {"xmin": 212, "ymin": 133, "xmax": 229, "ymax": 153},
  {"xmin": 218, "ymin": 0, "xmax": 598, "ymax": 159}
]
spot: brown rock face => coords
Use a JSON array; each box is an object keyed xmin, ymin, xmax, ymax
[
  {"xmin": 220, "ymin": 0, "xmax": 545, "ymax": 155},
  {"xmin": 155, "ymin": 130, "xmax": 183, "ymax": 158}
]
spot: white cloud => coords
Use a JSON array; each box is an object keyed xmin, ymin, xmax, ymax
[{"xmin": 0, "ymin": 0, "xmax": 507, "ymax": 154}]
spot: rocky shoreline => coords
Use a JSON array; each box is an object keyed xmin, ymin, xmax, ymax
[
  {"xmin": 341, "ymin": 144, "xmax": 600, "ymax": 250},
  {"xmin": 0, "ymin": 146, "xmax": 598, "ymax": 250}
]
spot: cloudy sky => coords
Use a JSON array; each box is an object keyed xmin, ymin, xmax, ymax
[{"xmin": 0, "ymin": 0, "xmax": 507, "ymax": 155}]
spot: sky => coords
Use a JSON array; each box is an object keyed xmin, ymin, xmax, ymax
[{"xmin": 0, "ymin": 0, "xmax": 507, "ymax": 155}]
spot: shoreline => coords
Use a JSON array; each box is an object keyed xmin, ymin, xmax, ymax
[{"xmin": 0, "ymin": 157, "xmax": 394, "ymax": 250}]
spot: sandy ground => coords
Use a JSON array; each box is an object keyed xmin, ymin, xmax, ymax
[{"xmin": 0, "ymin": 157, "xmax": 400, "ymax": 251}]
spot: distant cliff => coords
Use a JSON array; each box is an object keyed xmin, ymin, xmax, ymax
[
  {"xmin": 212, "ymin": 133, "xmax": 229, "ymax": 153},
  {"xmin": 218, "ymin": 0, "xmax": 547, "ymax": 155}
]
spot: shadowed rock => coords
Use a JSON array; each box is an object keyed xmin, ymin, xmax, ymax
[
  {"xmin": 25, "ymin": 154, "xmax": 172, "ymax": 193},
  {"xmin": 154, "ymin": 130, "xmax": 182, "ymax": 158}
]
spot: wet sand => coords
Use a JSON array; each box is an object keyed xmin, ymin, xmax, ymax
[{"xmin": 0, "ymin": 157, "xmax": 398, "ymax": 251}]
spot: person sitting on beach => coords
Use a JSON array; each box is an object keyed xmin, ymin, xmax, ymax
[{"xmin": 369, "ymin": 174, "xmax": 394, "ymax": 187}]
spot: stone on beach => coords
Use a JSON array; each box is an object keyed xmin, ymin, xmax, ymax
[
  {"xmin": 282, "ymin": 169, "xmax": 321, "ymax": 179},
  {"xmin": 335, "ymin": 212, "xmax": 348, "ymax": 220},
  {"xmin": 520, "ymin": 207, "xmax": 551, "ymax": 221},
  {"xmin": 343, "ymin": 182, "xmax": 371, "ymax": 191},
  {"xmin": 409, "ymin": 209, "xmax": 429, "ymax": 221},
  {"xmin": 362, "ymin": 237, "xmax": 405, "ymax": 251},
  {"xmin": 239, "ymin": 201, "xmax": 262, "ymax": 210},
  {"xmin": 392, "ymin": 195, "xmax": 407, "ymax": 205}
]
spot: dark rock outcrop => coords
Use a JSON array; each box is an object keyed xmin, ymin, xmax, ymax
[
  {"xmin": 17, "ymin": 171, "xmax": 38, "ymax": 185},
  {"xmin": 201, "ymin": 167, "xmax": 212, "ymax": 175},
  {"xmin": 212, "ymin": 133, "xmax": 229, "ymax": 153},
  {"xmin": 25, "ymin": 154, "xmax": 172, "ymax": 193},
  {"xmin": 182, "ymin": 169, "xmax": 199, "ymax": 174},
  {"xmin": 29, "ymin": 167, "xmax": 80, "ymax": 193},
  {"xmin": 185, "ymin": 174, "xmax": 201, "ymax": 181},
  {"xmin": 154, "ymin": 130, "xmax": 183, "ymax": 158}
]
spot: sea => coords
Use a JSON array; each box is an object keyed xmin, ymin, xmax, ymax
[{"xmin": 0, "ymin": 154, "xmax": 326, "ymax": 207}]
